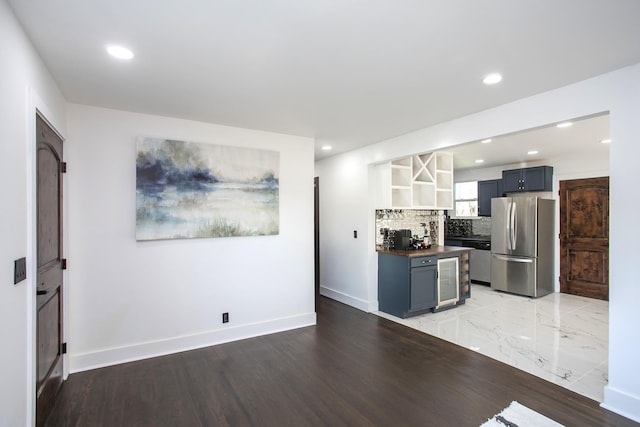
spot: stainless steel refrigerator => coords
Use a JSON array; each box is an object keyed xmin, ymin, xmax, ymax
[{"xmin": 491, "ymin": 196, "xmax": 555, "ymax": 297}]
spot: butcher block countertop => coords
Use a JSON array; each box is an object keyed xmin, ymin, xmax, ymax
[{"xmin": 376, "ymin": 245, "xmax": 473, "ymax": 258}]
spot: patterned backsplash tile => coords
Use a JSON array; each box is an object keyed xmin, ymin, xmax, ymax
[
  {"xmin": 375, "ymin": 209, "xmax": 441, "ymax": 246},
  {"xmin": 445, "ymin": 219, "xmax": 472, "ymax": 236},
  {"xmin": 445, "ymin": 217, "xmax": 492, "ymax": 237},
  {"xmin": 375, "ymin": 210, "xmax": 492, "ymax": 247}
]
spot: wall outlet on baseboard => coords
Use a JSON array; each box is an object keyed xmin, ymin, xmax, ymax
[{"xmin": 222, "ymin": 312, "xmax": 229, "ymax": 323}]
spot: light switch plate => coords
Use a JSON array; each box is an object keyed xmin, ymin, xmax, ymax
[{"xmin": 14, "ymin": 257, "xmax": 26, "ymax": 284}]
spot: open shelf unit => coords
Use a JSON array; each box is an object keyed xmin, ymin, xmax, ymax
[
  {"xmin": 389, "ymin": 151, "xmax": 453, "ymax": 209},
  {"xmin": 390, "ymin": 158, "xmax": 412, "ymax": 207}
]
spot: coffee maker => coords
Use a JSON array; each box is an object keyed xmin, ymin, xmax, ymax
[{"xmin": 392, "ymin": 229, "xmax": 413, "ymax": 250}]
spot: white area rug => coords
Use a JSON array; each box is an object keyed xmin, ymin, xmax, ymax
[{"xmin": 480, "ymin": 401, "xmax": 564, "ymax": 427}]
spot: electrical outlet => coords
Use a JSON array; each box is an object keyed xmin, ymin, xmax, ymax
[
  {"xmin": 222, "ymin": 312, "xmax": 229, "ymax": 323},
  {"xmin": 14, "ymin": 257, "xmax": 26, "ymax": 284}
]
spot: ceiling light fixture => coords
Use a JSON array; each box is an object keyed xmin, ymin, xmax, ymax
[
  {"xmin": 481, "ymin": 139, "xmax": 492, "ymax": 144},
  {"xmin": 106, "ymin": 44, "xmax": 134, "ymax": 60},
  {"xmin": 321, "ymin": 145, "xmax": 332, "ymax": 151},
  {"xmin": 475, "ymin": 159, "xmax": 485, "ymax": 164},
  {"xmin": 600, "ymin": 139, "xmax": 611, "ymax": 144},
  {"xmin": 527, "ymin": 150, "xmax": 538, "ymax": 155},
  {"xmin": 482, "ymin": 73, "xmax": 503, "ymax": 85},
  {"xmin": 556, "ymin": 122, "xmax": 572, "ymax": 128}
]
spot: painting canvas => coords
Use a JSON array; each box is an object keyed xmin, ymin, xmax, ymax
[{"xmin": 136, "ymin": 137, "xmax": 279, "ymax": 240}]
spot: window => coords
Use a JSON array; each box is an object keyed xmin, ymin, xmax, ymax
[{"xmin": 454, "ymin": 181, "xmax": 478, "ymax": 217}]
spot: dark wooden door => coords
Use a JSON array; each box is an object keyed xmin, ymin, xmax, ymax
[
  {"xmin": 559, "ymin": 177, "xmax": 609, "ymax": 300},
  {"xmin": 314, "ymin": 177, "xmax": 320, "ymax": 312},
  {"xmin": 36, "ymin": 114, "xmax": 65, "ymax": 425}
]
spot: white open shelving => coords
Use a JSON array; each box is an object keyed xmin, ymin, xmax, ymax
[
  {"xmin": 390, "ymin": 157, "xmax": 412, "ymax": 207},
  {"xmin": 389, "ymin": 151, "xmax": 453, "ymax": 209}
]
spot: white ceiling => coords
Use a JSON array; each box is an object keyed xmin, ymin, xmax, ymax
[
  {"xmin": 8, "ymin": 1, "xmax": 640, "ymax": 161},
  {"xmin": 448, "ymin": 113, "xmax": 610, "ymax": 171}
]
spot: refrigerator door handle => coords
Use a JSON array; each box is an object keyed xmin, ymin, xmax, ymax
[
  {"xmin": 512, "ymin": 201, "xmax": 517, "ymax": 249},
  {"xmin": 493, "ymin": 254, "xmax": 533, "ymax": 263},
  {"xmin": 507, "ymin": 202, "xmax": 511, "ymax": 250},
  {"xmin": 507, "ymin": 201, "xmax": 516, "ymax": 250}
]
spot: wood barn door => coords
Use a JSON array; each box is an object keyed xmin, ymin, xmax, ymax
[
  {"xmin": 36, "ymin": 114, "xmax": 65, "ymax": 425},
  {"xmin": 559, "ymin": 177, "xmax": 609, "ymax": 300}
]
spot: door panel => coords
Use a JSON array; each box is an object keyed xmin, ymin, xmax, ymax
[
  {"xmin": 410, "ymin": 266, "xmax": 437, "ymax": 312},
  {"xmin": 559, "ymin": 177, "xmax": 609, "ymax": 300},
  {"xmin": 37, "ymin": 147, "xmax": 60, "ymax": 266},
  {"xmin": 36, "ymin": 114, "xmax": 64, "ymax": 426},
  {"xmin": 437, "ymin": 258, "xmax": 459, "ymax": 305},
  {"xmin": 511, "ymin": 197, "xmax": 537, "ymax": 257},
  {"xmin": 491, "ymin": 197, "xmax": 510, "ymax": 254},
  {"xmin": 491, "ymin": 254, "xmax": 537, "ymax": 296},
  {"xmin": 37, "ymin": 292, "xmax": 61, "ymax": 384}
]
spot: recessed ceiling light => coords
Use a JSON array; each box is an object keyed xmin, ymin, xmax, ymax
[
  {"xmin": 527, "ymin": 150, "xmax": 538, "ymax": 155},
  {"xmin": 475, "ymin": 159, "xmax": 485, "ymax": 164},
  {"xmin": 556, "ymin": 122, "xmax": 572, "ymax": 128},
  {"xmin": 482, "ymin": 73, "xmax": 503, "ymax": 85},
  {"xmin": 321, "ymin": 145, "xmax": 332, "ymax": 151},
  {"xmin": 600, "ymin": 139, "xmax": 611, "ymax": 144},
  {"xmin": 481, "ymin": 139, "xmax": 492, "ymax": 144},
  {"xmin": 106, "ymin": 45, "xmax": 134, "ymax": 60}
]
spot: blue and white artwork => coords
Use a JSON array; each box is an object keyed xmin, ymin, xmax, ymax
[{"xmin": 136, "ymin": 137, "xmax": 279, "ymax": 240}]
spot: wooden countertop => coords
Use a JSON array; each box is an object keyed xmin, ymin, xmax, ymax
[{"xmin": 376, "ymin": 245, "xmax": 473, "ymax": 258}]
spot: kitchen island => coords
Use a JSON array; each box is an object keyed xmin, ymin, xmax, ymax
[{"xmin": 377, "ymin": 245, "xmax": 472, "ymax": 318}]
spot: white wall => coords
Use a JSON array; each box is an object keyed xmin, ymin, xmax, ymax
[
  {"xmin": 0, "ymin": 2, "xmax": 67, "ymax": 426},
  {"xmin": 66, "ymin": 104, "xmax": 316, "ymax": 371},
  {"xmin": 315, "ymin": 64, "xmax": 640, "ymax": 421},
  {"xmin": 316, "ymin": 150, "xmax": 375, "ymax": 310},
  {"xmin": 2, "ymin": 0, "xmax": 637, "ymax": 419}
]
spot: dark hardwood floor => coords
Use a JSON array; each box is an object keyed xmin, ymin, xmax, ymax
[{"xmin": 46, "ymin": 297, "xmax": 637, "ymax": 426}]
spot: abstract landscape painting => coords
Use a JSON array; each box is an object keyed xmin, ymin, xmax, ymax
[{"xmin": 136, "ymin": 137, "xmax": 279, "ymax": 240}]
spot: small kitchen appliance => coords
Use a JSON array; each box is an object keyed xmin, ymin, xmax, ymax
[{"xmin": 392, "ymin": 229, "xmax": 413, "ymax": 250}]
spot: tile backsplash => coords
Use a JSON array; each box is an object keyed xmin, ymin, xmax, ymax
[
  {"xmin": 375, "ymin": 210, "xmax": 492, "ymax": 247},
  {"xmin": 445, "ymin": 217, "xmax": 492, "ymax": 237},
  {"xmin": 445, "ymin": 218, "xmax": 472, "ymax": 236},
  {"xmin": 375, "ymin": 209, "xmax": 441, "ymax": 246},
  {"xmin": 471, "ymin": 217, "xmax": 492, "ymax": 236}
]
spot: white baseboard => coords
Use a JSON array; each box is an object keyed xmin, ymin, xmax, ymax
[
  {"xmin": 69, "ymin": 312, "xmax": 316, "ymax": 373},
  {"xmin": 602, "ymin": 385, "xmax": 640, "ymax": 423},
  {"xmin": 319, "ymin": 285, "xmax": 373, "ymax": 312}
]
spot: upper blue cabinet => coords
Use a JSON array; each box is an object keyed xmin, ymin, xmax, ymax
[
  {"xmin": 502, "ymin": 166, "xmax": 553, "ymax": 193},
  {"xmin": 477, "ymin": 179, "xmax": 504, "ymax": 216}
]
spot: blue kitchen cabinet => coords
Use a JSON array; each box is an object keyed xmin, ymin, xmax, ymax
[
  {"xmin": 378, "ymin": 249, "xmax": 471, "ymax": 318},
  {"xmin": 478, "ymin": 179, "xmax": 504, "ymax": 216},
  {"xmin": 502, "ymin": 166, "xmax": 553, "ymax": 193},
  {"xmin": 378, "ymin": 254, "xmax": 437, "ymax": 318}
]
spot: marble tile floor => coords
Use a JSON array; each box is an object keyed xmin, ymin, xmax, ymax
[{"xmin": 375, "ymin": 284, "xmax": 609, "ymax": 402}]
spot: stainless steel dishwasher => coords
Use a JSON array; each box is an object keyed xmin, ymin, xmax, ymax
[
  {"xmin": 470, "ymin": 247, "xmax": 491, "ymax": 284},
  {"xmin": 445, "ymin": 238, "xmax": 491, "ymax": 285}
]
